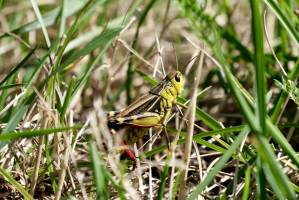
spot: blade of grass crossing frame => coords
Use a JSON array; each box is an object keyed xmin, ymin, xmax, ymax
[
  {"xmin": 253, "ymin": 135, "xmax": 296, "ymax": 199},
  {"xmin": 187, "ymin": 127, "xmax": 249, "ymax": 200},
  {"xmin": 0, "ymin": 0, "xmax": 87, "ymax": 38},
  {"xmin": 60, "ymin": 27, "xmax": 122, "ymax": 70},
  {"xmin": 263, "ymin": 0, "xmax": 299, "ymax": 47},
  {"xmin": 192, "ymin": 137, "xmax": 226, "ymax": 153},
  {"xmin": 59, "ymin": 0, "xmax": 67, "ymax": 37},
  {"xmin": 0, "ymin": 166, "xmax": 34, "ymax": 200},
  {"xmin": 126, "ymin": 0, "xmax": 158, "ymax": 104},
  {"xmin": 213, "ymin": 24, "xmax": 299, "ymax": 165},
  {"xmin": 211, "ymin": 28, "xmax": 298, "ymax": 198},
  {"xmin": 0, "ymin": 48, "xmax": 36, "ymax": 87},
  {"xmin": 250, "ymin": 0, "xmax": 267, "ymax": 198},
  {"xmin": 101, "ymin": 169, "xmax": 126, "ymax": 200},
  {"xmin": 43, "ymin": 135, "xmax": 57, "ymax": 192},
  {"xmin": 171, "ymin": 171, "xmax": 181, "ymax": 200},
  {"xmin": 52, "ymin": 0, "xmax": 96, "ymax": 73},
  {"xmin": 59, "ymin": 78, "xmax": 75, "ymax": 123},
  {"xmin": 256, "ymin": 157, "xmax": 266, "ymax": 199},
  {"xmin": 213, "ymin": 32, "xmax": 260, "ymax": 133},
  {"xmin": 89, "ymin": 141, "xmax": 109, "ymax": 199},
  {"xmin": 241, "ymin": 166, "xmax": 251, "ymax": 200},
  {"xmin": 144, "ymin": 125, "xmax": 245, "ymax": 158},
  {"xmin": 0, "ymin": 84, "xmax": 26, "ymax": 91},
  {"xmin": 30, "ymin": 0, "xmax": 51, "ymax": 47},
  {"xmin": 68, "ymin": 28, "xmax": 121, "ymax": 97},
  {"xmin": 0, "ymin": 126, "xmax": 82, "ymax": 141},
  {"xmin": 250, "ymin": 0, "xmax": 266, "ymax": 133},
  {"xmin": 47, "ymin": 0, "xmax": 96, "ymax": 103},
  {"xmin": 158, "ymin": 164, "xmax": 169, "ymax": 200}
]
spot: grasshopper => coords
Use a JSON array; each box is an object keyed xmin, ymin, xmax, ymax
[{"xmin": 107, "ymin": 71, "xmax": 184, "ymax": 160}]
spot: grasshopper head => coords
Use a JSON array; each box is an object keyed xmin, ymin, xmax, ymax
[{"xmin": 167, "ymin": 71, "xmax": 184, "ymax": 96}]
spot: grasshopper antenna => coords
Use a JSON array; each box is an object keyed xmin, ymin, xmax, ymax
[
  {"xmin": 184, "ymin": 54, "xmax": 201, "ymax": 75},
  {"xmin": 172, "ymin": 43, "xmax": 179, "ymax": 71}
]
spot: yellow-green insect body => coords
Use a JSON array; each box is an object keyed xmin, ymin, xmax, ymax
[{"xmin": 108, "ymin": 71, "xmax": 184, "ymax": 147}]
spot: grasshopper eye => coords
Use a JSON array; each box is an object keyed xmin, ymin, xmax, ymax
[{"xmin": 175, "ymin": 73, "xmax": 181, "ymax": 82}]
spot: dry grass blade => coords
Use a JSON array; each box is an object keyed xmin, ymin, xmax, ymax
[{"xmin": 178, "ymin": 49, "xmax": 203, "ymax": 198}]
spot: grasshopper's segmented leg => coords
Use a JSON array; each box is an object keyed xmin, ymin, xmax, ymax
[
  {"xmin": 109, "ymin": 112, "xmax": 163, "ymax": 127},
  {"xmin": 161, "ymin": 109, "xmax": 172, "ymax": 149}
]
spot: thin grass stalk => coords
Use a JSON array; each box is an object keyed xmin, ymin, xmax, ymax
[
  {"xmin": 178, "ymin": 50, "xmax": 203, "ymax": 199},
  {"xmin": 29, "ymin": 112, "xmax": 48, "ymax": 195},
  {"xmin": 126, "ymin": 0, "xmax": 158, "ymax": 103},
  {"xmin": 134, "ymin": 143, "xmax": 145, "ymax": 194},
  {"xmin": 30, "ymin": 136, "xmax": 44, "ymax": 194},
  {"xmin": 55, "ymin": 111, "xmax": 74, "ymax": 200}
]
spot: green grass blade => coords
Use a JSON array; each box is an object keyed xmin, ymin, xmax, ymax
[
  {"xmin": 157, "ymin": 163, "xmax": 169, "ymax": 200},
  {"xmin": 0, "ymin": 165, "xmax": 34, "ymax": 200},
  {"xmin": 58, "ymin": 0, "xmax": 67, "ymax": 37},
  {"xmin": 192, "ymin": 137, "xmax": 226, "ymax": 153},
  {"xmin": 187, "ymin": 127, "xmax": 249, "ymax": 200},
  {"xmin": 144, "ymin": 125, "xmax": 244, "ymax": 158},
  {"xmin": 52, "ymin": 0, "xmax": 96, "ymax": 73},
  {"xmin": 241, "ymin": 166, "xmax": 251, "ymax": 200},
  {"xmin": 256, "ymin": 157, "xmax": 266, "ymax": 199},
  {"xmin": 30, "ymin": 0, "xmax": 51, "ymax": 47},
  {"xmin": 0, "ymin": 83, "xmax": 26, "ymax": 90},
  {"xmin": 266, "ymin": 120, "xmax": 299, "ymax": 167},
  {"xmin": 71, "ymin": 43, "xmax": 118, "ymax": 98},
  {"xmin": 89, "ymin": 141, "xmax": 109, "ymax": 199},
  {"xmin": 250, "ymin": 0, "xmax": 266, "ymax": 133},
  {"xmin": 213, "ymin": 28, "xmax": 299, "ymax": 168},
  {"xmin": 101, "ymin": 169, "xmax": 126, "ymax": 200},
  {"xmin": 0, "ymin": 48, "xmax": 36, "ymax": 86},
  {"xmin": 177, "ymin": 97, "xmax": 222, "ymax": 130},
  {"xmin": 0, "ymin": 0, "xmax": 87, "ymax": 37},
  {"xmin": 59, "ymin": 78, "xmax": 75, "ymax": 122},
  {"xmin": 253, "ymin": 135, "xmax": 296, "ymax": 199},
  {"xmin": 0, "ymin": 125, "xmax": 82, "ymax": 141},
  {"xmin": 126, "ymin": 0, "xmax": 158, "ymax": 103},
  {"xmin": 264, "ymin": 0, "xmax": 299, "ymax": 47},
  {"xmin": 60, "ymin": 27, "xmax": 122, "ymax": 70}
]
